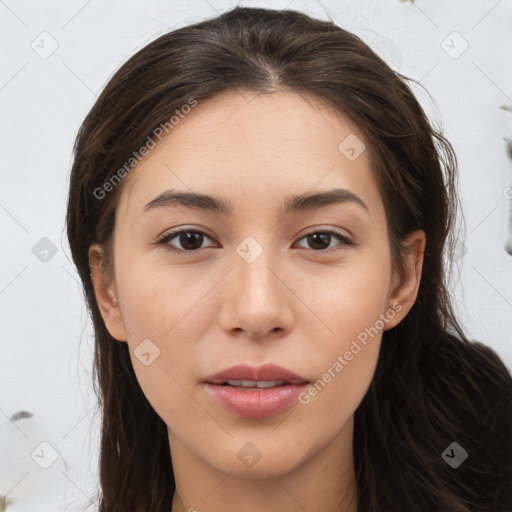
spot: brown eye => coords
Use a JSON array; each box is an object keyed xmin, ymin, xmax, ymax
[
  {"xmin": 155, "ymin": 229, "xmax": 216, "ymax": 253},
  {"xmin": 154, "ymin": 228, "xmax": 355, "ymax": 254},
  {"xmin": 305, "ymin": 233, "xmax": 332, "ymax": 250},
  {"xmin": 295, "ymin": 230, "xmax": 355, "ymax": 252},
  {"xmin": 176, "ymin": 231, "xmax": 206, "ymax": 251}
]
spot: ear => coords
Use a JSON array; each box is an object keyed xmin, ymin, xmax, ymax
[
  {"xmin": 88, "ymin": 243, "xmax": 128, "ymax": 342},
  {"xmin": 384, "ymin": 230, "xmax": 426, "ymax": 330}
]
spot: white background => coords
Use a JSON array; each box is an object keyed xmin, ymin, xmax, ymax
[{"xmin": 1, "ymin": 0, "xmax": 511, "ymax": 510}]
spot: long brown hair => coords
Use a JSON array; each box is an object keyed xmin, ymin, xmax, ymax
[{"xmin": 66, "ymin": 7, "xmax": 512, "ymax": 511}]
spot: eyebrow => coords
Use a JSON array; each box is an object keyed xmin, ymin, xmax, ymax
[{"xmin": 142, "ymin": 188, "xmax": 369, "ymax": 216}]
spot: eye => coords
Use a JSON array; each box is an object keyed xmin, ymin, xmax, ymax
[
  {"xmin": 153, "ymin": 227, "xmax": 356, "ymax": 254},
  {"xmin": 154, "ymin": 228, "xmax": 216, "ymax": 253},
  {"xmin": 294, "ymin": 229, "xmax": 356, "ymax": 253}
]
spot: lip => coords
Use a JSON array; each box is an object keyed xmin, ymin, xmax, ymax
[
  {"xmin": 203, "ymin": 364, "xmax": 310, "ymax": 418},
  {"xmin": 203, "ymin": 363, "xmax": 309, "ymax": 385}
]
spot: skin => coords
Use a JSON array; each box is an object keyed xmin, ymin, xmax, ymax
[{"xmin": 89, "ymin": 89, "xmax": 425, "ymax": 512}]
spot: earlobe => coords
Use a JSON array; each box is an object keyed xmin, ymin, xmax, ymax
[
  {"xmin": 384, "ymin": 230, "xmax": 426, "ymax": 330},
  {"xmin": 88, "ymin": 244, "xmax": 128, "ymax": 342}
]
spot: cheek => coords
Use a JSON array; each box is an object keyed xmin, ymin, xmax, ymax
[
  {"xmin": 296, "ymin": 246, "xmax": 391, "ymax": 418},
  {"xmin": 299, "ymin": 331, "xmax": 381, "ymax": 420},
  {"xmin": 115, "ymin": 256, "xmax": 212, "ymax": 340},
  {"xmin": 112, "ymin": 260, "xmax": 223, "ymax": 422},
  {"xmin": 295, "ymin": 281, "xmax": 386, "ymax": 453},
  {"xmin": 311, "ymin": 244, "xmax": 392, "ymax": 336}
]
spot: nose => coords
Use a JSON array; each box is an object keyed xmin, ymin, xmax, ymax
[{"xmin": 218, "ymin": 246, "xmax": 294, "ymax": 340}]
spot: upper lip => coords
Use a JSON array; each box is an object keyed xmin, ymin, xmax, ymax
[{"xmin": 204, "ymin": 363, "xmax": 309, "ymax": 385}]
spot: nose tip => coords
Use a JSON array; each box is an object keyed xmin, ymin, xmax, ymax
[
  {"xmin": 218, "ymin": 248, "xmax": 295, "ymax": 340},
  {"xmin": 242, "ymin": 326, "xmax": 283, "ymax": 338}
]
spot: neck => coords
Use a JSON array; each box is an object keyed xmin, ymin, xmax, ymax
[{"xmin": 169, "ymin": 417, "xmax": 358, "ymax": 512}]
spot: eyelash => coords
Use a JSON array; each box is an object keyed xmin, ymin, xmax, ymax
[{"xmin": 153, "ymin": 227, "xmax": 356, "ymax": 254}]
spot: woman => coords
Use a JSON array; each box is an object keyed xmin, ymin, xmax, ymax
[{"xmin": 65, "ymin": 6, "xmax": 512, "ymax": 512}]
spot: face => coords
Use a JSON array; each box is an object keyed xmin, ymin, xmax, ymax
[{"xmin": 90, "ymin": 89, "xmax": 424, "ymax": 481}]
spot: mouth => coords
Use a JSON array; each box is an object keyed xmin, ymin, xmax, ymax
[
  {"xmin": 203, "ymin": 363, "xmax": 309, "ymax": 386},
  {"xmin": 217, "ymin": 379, "xmax": 306, "ymax": 390},
  {"xmin": 203, "ymin": 364, "xmax": 310, "ymax": 418}
]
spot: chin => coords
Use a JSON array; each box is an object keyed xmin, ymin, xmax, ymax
[{"xmin": 204, "ymin": 440, "xmax": 308, "ymax": 479}]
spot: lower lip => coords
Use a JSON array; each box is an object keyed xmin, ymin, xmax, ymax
[{"xmin": 204, "ymin": 383, "xmax": 308, "ymax": 418}]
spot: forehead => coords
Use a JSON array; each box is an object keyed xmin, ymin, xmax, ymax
[{"xmin": 118, "ymin": 89, "xmax": 378, "ymax": 218}]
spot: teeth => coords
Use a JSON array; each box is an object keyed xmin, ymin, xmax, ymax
[{"xmin": 226, "ymin": 379, "xmax": 286, "ymax": 388}]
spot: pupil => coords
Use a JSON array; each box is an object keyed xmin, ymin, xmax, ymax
[
  {"xmin": 308, "ymin": 233, "xmax": 330, "ymax": 250},
  {"xmin": 181, "ymin": 232, "xmax": 202, "ymax": 250}
]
